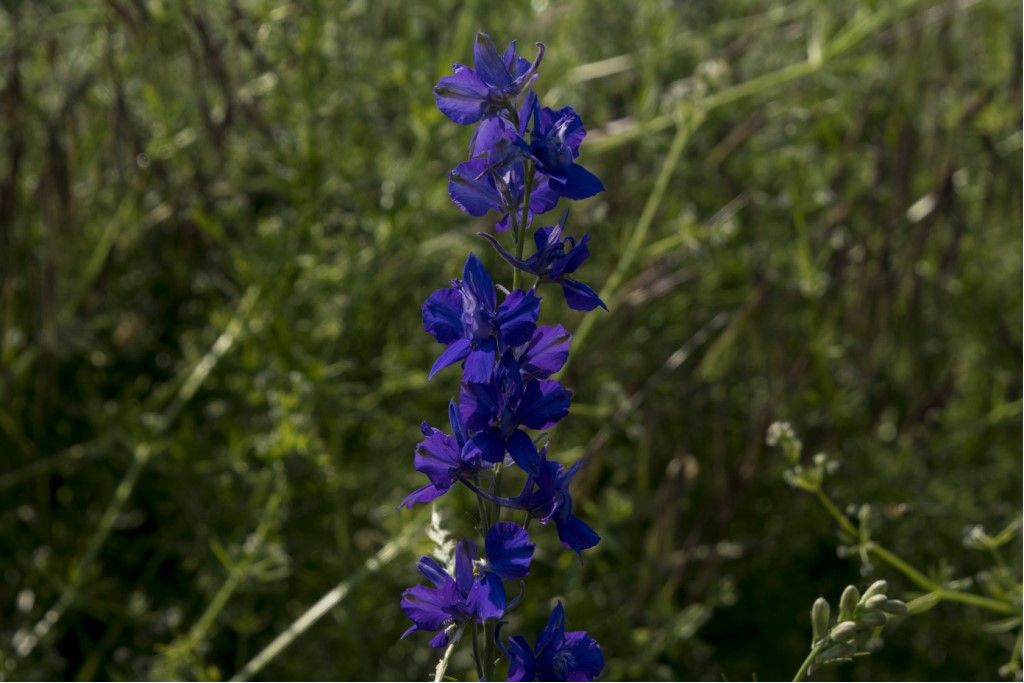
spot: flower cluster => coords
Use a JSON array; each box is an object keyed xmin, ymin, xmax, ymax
[{"xmin": 399, "ymin": 33, "xmax": 605, "ymax": 681}]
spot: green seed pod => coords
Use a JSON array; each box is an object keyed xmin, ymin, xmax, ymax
[
  {"xmin": 811, "ymin": 598, "xmax": 830, "ymax": 642},
  {"xmin": 856, "ymin": 608, "xmax": 887, "ymax": 627},
  {"xmin": 861, "ymin": 580, "xmax": 888, "ymax": 602},
  {"xmin": 829, "ymin": 620, "xmax": 858, "ymax": 642},
  {"xmin": 838, "ymin": 585, "xmax": 860, "ymax": 621},
  {"xmin": 880, "ymin": 599, "xmax": 908, "ymax": 615},
  {"xmin": 863, "ymin": 594, "xmax": 888, "ymax": 609}
]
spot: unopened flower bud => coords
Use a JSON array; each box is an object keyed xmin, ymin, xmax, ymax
[
  {"xmin": 861, "ymin": 580, "xmax": 888, "ymax": 602},
  {"xmin": 838, "ymin": 585, "xmax": 860, "ymax": 621},
  {"xmin": 829, "ymin": 620, "xmax": 858, "ymax": 642},
  {"xmin": 855, "ymin": 608, "xmax": 887, "ymax": 627},
  {"xmin": 863, "ymin": 594, "xmax": 888, "ymax": 609},
  {"xmin": 817, "ymin": 641, "xmax": 856, "ymax": 664},
  {"xmin": 811, "ymin": 598, "xmax": 830, "ymax": 642},
  {"xmin": 880, "ymin": 599, "xmax": 908, "ymax": 615}
]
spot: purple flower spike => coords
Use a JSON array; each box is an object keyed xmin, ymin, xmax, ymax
[
  {"xmin": 405, "ymin": 32, "xmax": 607, "ymax": 676},
  {"xmin": 503, "ymin": 602, "xmax": 604, "ymax": 681}
]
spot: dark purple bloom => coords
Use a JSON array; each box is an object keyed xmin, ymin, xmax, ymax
[
  {"xmin": 458, "ymin": 351, "xmax": 571, "ymax": 465},
  {"xmin": 401, "ymin": 524, "xmax": 535, "ymax": 648},
  {"xmin": 521, "ymin": 98, "xmax": 604, "ymax": 201},
  {"xmin": 510, "ymin": 437, "xmax": 599, "ymax": 554},
  {"xmin": 502, "ymin": 602, "xmax": 604, "ymax": 681},
  {"xmin": 401, "ymin": 540, "xmax": 505, "ymax": 648},
  {"xmin": 479, "ymin": 212, "xmax": 606, "ymax": 311},
  {"xmin": 449, "ymin": 156, "xmax": 559, "ymax": 232},
  {"xmin": 402, "ymin": 400, "xmax": 490, "ymax": 508},
  {"xmin": 434, "ymin": 33, "xmax": 544, "ymax": 125},
  {"xmin": 423, "ymin": 253, "xmax": 541, "ymax": 382}
]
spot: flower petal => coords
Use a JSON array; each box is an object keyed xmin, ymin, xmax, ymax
[
  {"xmin": 463, "ymin": 252, "xmax": 497, "ymax": 313},
  {"xmin": 516, "ymin": 379, "xmax": 571, "ymax": 430},
  {"xmin": 559, "ymin": 234, "xmax": 591, "ymax": 275},
  {"xmin": 417, "ymin": 556, "xmax": 453, "ymax": 588},
  {"xmin": 552, "ymin": 163, "xmax": 604, "ymax": 200},
  {"xmin": 434, "ymin": 65, "xmax": 488, "ymax": 124},
  {"xmin": 465, "ymin": 571, "xmax": 506, "ymax": 621},
  {"xmin": 477, "ymin": 232, "xmax": 534, "ymax": 273},
  {"xmin": 466, "ymin": 426, "xmax": 505, "ymax": 465},
  {"xmin": 485, "ymin": 521, "xmax": 535, "ymax": 580},
  {"xmin": 555, "ymin": 514, "xmax": 601, "ymax": 554},
  {"xmin": 561, "ymin": 278, "xmax": 607, "ymax": 312},
  {"xmin": 463, "ymin": 338, "xmax": 497, "ymax": 384},
  {"xmin": 401, "ymin": 582, "xmax": 456, "ymax": 634},
  {"xmin": 506, "ymin": 429, "xmax": 541, "ymax": 475},
  {"xmin": 536, "ymin": 601, "xmax": 567, "ymax": 654},
  {"xmin": 552, "ymin": 162, "xmax": 606, "ymax": 200},
  {"xmin": 428, "ymin": 337, "xmax": 471, "ymax": 380},
  {"xmin": 449, "ymin": 159, "xmax": 502, "ymax": 216},
  {"xmin": 422, "ymin": 286, "xmax": 465, "ymax": 344},
  {"xmin": 414, "ymin": 427, "xmax": 462, "ymax": 488},
  {"xmin": 528, "ymin": 176, "xmax": 560, "ymax": 215},
  {"xmin": 448, "ymin": 399, "xmax": 466, "ymax": 446},
  {"xmin": 400, "ymin": 482, "xmax": 446, "ymax": 508},
  {"xmin": 459, "ymin": 380, "xmax": 499, "ymax": 434},
  {"xmin": 562, "ymin": 631, "xmax": 605, "ymax": 681},
  {"xmin": 455, "ymin": 539, "xmax": 478, "ymax": 595},
  {"xmin": 497, "ymin": 289, "xmax": 541, "ymax": 347},
  {"xmin": 505, "ymin": 635, "xmax": 537, "ymax": 681},
  {"xmin": 473, "ymin": 32, "xmax": 513, "ymax": 89},
  {"xmin": 518, "ymin": 324, "xmax": 571, "ymax": 379}
]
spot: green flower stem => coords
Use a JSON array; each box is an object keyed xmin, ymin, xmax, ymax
[
  {"xmin": 471, "ymin": 621, "xmax": 484, "ymax": 681},
  {"xmin": 793, "ymin": 641, "xmax": 826, "ymax": 682},
  {"xmin": 511, "ymin": 161, "xmax": 534, "ymax": 291},
  {"xmin": 813, "ymin": 488, "xmax": 1017, "ymax": 616}
]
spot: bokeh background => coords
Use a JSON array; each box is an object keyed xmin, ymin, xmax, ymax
[{"xmin": 1, "ymin": 0, "xmax": 1021, "ymax": 680}]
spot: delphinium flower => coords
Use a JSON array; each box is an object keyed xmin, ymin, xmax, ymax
[
  {"xmin": 401, "ymin": 522, "xmax": 535, "ymax": 647},
  {"xmin": 478, "ymin": 211, "xmax": 606, "ymax": 311},
  {"xmin": 501, "ymin": 602, "xmax": 604, "ymax": 682},
  {"xmin": 422, "ymin": 253, "xmax": 541, "ymax": 382},
  {"xmin": 402, "ymin": 30, "xmax": 605, "ymax": 681},
  {"xmin": 433, "ymin": 34, "xmax": 543, "ymax": 126}
]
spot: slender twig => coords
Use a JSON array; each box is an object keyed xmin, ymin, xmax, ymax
[
  {"xmin": 230, "ymin": 520, "xmax": 420, "ymax": 681},
  {"xmin": 812, "ymin": 488, "xmax": 1016, "ymax": 616}
]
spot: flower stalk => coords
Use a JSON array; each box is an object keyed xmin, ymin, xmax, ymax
[{"xmin": 400, "ymin": 31, "xmax": 607, "ymax": 681}]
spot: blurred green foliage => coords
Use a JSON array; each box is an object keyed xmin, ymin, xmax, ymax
[{"xmin": 0, "ymin": 0, "xmax": 1020, "ymax": 680}]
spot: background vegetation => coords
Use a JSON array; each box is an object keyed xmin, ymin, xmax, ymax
[{"xmin": 1, "ymin": 0, "xmax": 1020, "ymax": 680}]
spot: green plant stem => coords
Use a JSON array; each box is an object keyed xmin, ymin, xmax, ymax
[
  {"xmin": 511, "ymin": 163, "xmax": 534, "ymax": 291},
  {"xmin": 793, "ymin": 641, "xmax": 826, "ymax": 682},
  {"xmin": 813, "ymin": 488, "xmax": 1017, "ymax": 616},
  {"xmin": 471, "ymin": 622, "xmax": 484, "ymax": 681}
]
